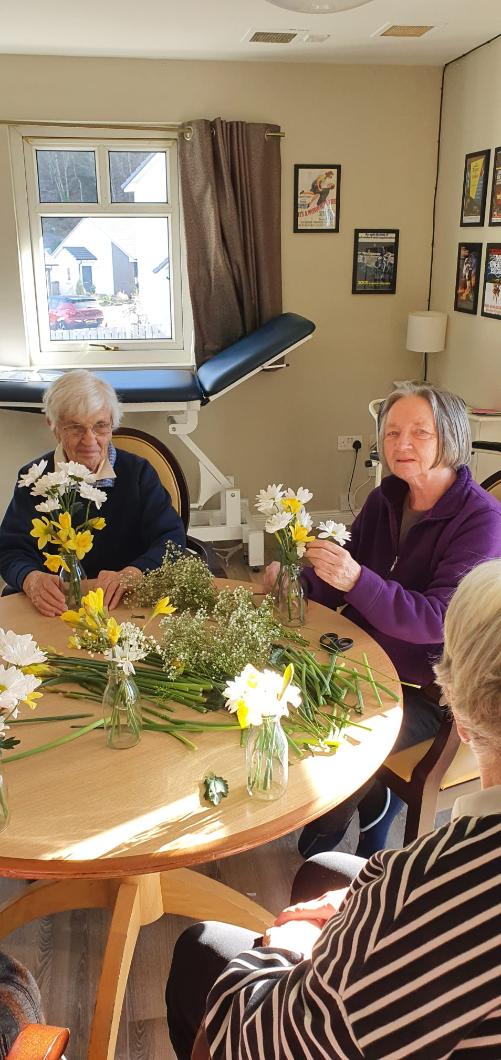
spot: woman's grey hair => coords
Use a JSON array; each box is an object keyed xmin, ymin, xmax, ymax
[
  {"xmin": 378, "ymin": 381, "xmax": 471, "ymax": 470},
  {"xmin": 43, "ymin": 370, "xmax": 123, "ymax": 430},
  {"xmin": 435, "ymin": 560, "xmax": 501, "ymax": 757}
]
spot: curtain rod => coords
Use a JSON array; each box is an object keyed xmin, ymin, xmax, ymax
[{"xmin": 1, "ymin": 119, "xmax": 285, "ymax": 140}]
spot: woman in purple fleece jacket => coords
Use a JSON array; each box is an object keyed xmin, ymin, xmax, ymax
[{"xmin": 275, "ymin": 382, "xmax": 501, "ymax": 857}]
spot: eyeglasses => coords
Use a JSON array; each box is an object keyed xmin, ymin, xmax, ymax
[{"xmin": 60, "ymin": 421, "xmax": 112, "ymax": 440}]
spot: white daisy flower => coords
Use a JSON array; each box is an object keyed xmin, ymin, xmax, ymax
[
  {"xmin": 31, "ymin": 469, "xmax": 70, "ymax": 496},
  {"xmin": 295, "ymin": 508, "xmax": 313, "ymax": 531},
  {"xmin": 78, "ymin": 481, "xmax": 108, "ymax": 508},
  {"xmin": 18, "ymin": 460, "xmax": 48, "ymax": 489},
  {"xmin": 255, "ymin": 484, "xmax": 284, "ymax": 514},
  {"xmin": 265, "ymin": 511, "xmax": 293, "ymax": 534},
  {"xmin": 60, "ymin": 461, "xmax": 95, "ymax": 481},
  {"xmin": 35, "ymin": 497, "xmax": 60, "ymax": 513},
  {"xmin": 316, "ymin": 520, "xmax": 351, "ymax": 546},
  {"xmin": 0, "ymin": 629, "xmax": 46, "ymax": 667},
  {"xmin": 0, "ymin": 666, "xmax": 41, "ymax": 710},
  {"xmin": 284, "ymin": 486, "xmax": 313, "ymax": 506}
]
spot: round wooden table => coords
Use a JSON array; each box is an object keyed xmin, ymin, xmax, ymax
[{"xmin": 0, "ymin": 588, "xmax": 401, "ymax": 1058}]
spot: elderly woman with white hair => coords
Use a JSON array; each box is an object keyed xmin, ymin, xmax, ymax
[
  {"xmin": 166, "ymin": 559, "xmax": 501, "ymax": 1060},
  {"xmin": 0, "ymin": 370, "xmax": 185, "ymax": 615},
  {"xmin": 268, "ymin": 381, "xmax": 501, "ymax": 858}
]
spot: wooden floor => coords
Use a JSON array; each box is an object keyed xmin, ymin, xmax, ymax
[{"xmin": 0, "ymin": 546, "xmax": 413, "ymax": 1059}]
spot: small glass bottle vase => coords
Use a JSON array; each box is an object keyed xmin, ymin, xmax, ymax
[
  {"xmin": 0, "ymin": 770, "xmax": 9, "ymax": 834},
  {"xmin": 102, "ymin": 665, "xmax": 142, "ymax": 749},
  {"xmin": 275, "ymin": 562, "xmax": 307, "ymax": 627},
  {"xmin": 246, "ymin": 716, "xmax": 288, "ymax": 801},
  {"xmin": 58, "ymin": 552, "xmax": 85, "ymax": 610}
]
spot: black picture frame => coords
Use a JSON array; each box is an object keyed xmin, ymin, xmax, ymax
[
  {"xmin": 293, "ymin": 164, "xmax": 341, "ymax": 232},
  {"xmin": 481, "ymin": 243, "xmax": 501, "ymax": 320},
  {"xmin": 352, "ymin": 229, "xmax": 399, "ymax": 294},
  {"xmin": 454, "ymin": 242, "xmax": 482, "ymax": 315},
  {"xmin": 460, "ymin": 149, "xmax": 491, "ymax": 226},
  {"xmin": 489, "ymin": 146, "xmax": 501, "ymax": 226}
]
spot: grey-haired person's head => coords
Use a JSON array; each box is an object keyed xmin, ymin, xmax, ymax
[
  {"xmin": 43, "ymin": 369, "xmax": 123, "ymax": 430},
  {"xmin": 378, "ymin": 381, "xmax": 471, "ymax": 471}
]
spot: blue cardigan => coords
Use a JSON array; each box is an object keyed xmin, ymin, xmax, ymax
[{"xmin": 0, "ymin": 449, "xmax": 186, "ymax": 591}]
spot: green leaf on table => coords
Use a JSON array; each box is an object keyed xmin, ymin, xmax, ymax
[
  {"xmin": 203, "ymin": 773, "xmax": 229, "ymax": 806},
  {"xmin": 0, "ymin": 736, "xmax": 20, "ymax": 752}
]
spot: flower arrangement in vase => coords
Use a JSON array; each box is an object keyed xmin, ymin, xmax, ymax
[
  {"xmin": 20, "ymin": 459, "xmax": 107, "ymax": 608},
  {"xmin": 0, "ymin": 629, "xmax": 45, "ymax": 828}
]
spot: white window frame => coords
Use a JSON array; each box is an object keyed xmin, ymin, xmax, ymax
[{"xmin": 9, "ymin": 124, "xmax": 193, "ymax": 369}]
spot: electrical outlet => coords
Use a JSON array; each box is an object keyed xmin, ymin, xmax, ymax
[
  {"xmin": 367, "ymin": 465, "xmax": 377, "ymax": 477},
  {"xmin": 339, "ymin": 492, "xmax": 350, "ymax": 510},
  {"xmin": 338, "ymin": 435, "xmax": 363, "ymax": 451}
]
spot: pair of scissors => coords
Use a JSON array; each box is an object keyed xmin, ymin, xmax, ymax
[{"xmin": 320, "ymin": 632, "xmax": 354, "ymax": 654}]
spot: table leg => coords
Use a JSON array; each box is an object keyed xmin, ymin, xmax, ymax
[
  {"xmin": 88, "ymin": 879, "xmax": 142, "ymax": 1060},
  {"xmin": 0, "ymin": 878, "xmax": 118, "ymax": 937},
  {"xmin": 160, "ymin": 867, "xmax": 272, "ymax": 932}
]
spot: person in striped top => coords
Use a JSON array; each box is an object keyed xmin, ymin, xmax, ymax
[{"xmin": 166, "ymin": 558, "xmax": 501, "ymax": 1059}]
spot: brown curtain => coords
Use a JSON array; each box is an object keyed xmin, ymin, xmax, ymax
[{"xmin": 179, "ymin": 118, "xmax": 282, "ymax": 366}]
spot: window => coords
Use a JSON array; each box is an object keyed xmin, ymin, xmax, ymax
[{"xmin": 9, "ymin": 126, "xmax": 191, "ymax": 367}]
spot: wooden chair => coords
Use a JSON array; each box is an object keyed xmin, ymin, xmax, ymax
[
  {"xmin": 380, "ymin": 447, "xmax": 501, "ymax": 842},
  {"xmin": 113, "ymin": 427, "xmax": 226, "ymax": 576},
  {"xmin": 6, "ymin": 1024, "xmax": 69, "ymax": 1059}
]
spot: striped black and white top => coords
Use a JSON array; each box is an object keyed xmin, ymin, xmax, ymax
[{"xmin": 205, "ymin": 802, "xmax": 501, "ymax": 1058}]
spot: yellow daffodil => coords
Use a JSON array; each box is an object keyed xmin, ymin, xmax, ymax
[
  {"xmin": 88, "ymin": 517, "xmax": 106, "ymax": 530},
  {"xmin": 60, "ymin": 609, "xmax": 83, "ymax": 624},
  {"xmin": 54, "ymin": 511, "xmax": 73, "ymax": 543},
  {"xmin": 30, "ymin": 517, "xmax": 53, "ymax": 550},
  {"xmin": 278, "ymin": 662, "xmax": 294, "ymax": 701},
  {"xmin": 22, "ymin": 689, "xmax": 43, "ymax": 709},
  {"xmin": 82, "ymin": 587, "xmax": 104, "ymax": 614},
  {"xmin": 68, "ymin": 635, "xmax": 80, "ymax": 649},
  {"xmin": 21, "ymin": 663, "xmax": 52, "ymax": 676},
  {"xmin": 236, "ymin": 700, "xmax": 251, "ymax": 729},
  {"xmin": 281, "ymin": 497, "xmax": 302, "ymax": 515},
  {"xmin": 291, "ymin": 523, "xmax": 315, "ymax": 546},
  {"xmin": 106, "ymin": 617, "xmax": 122, "ymax": 645},
  {"xmin": 151, "ymin": 596, "xmax": 177, "ymax": 619},
  {"xmin": 43, "ymin": 552, "xmax": 70, "ymax": 573},
  {"xmin": 66, "ymin": 530, "xmax": 93, "ymax": 561}
]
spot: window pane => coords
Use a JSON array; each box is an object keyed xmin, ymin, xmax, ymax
[
  {"xmin": 109, "ymin": 151, "xmax": 168, "ymax": 203},
  {"xmin": 42, "ymin": 216, "xmax": 172, "ymax": 341},
  {"xmin": 36, "ymin": 150, "xmax": 98, "ymax": 203}
]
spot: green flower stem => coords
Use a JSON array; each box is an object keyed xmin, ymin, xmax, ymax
[
  {"xmin": 2, "ymin": 718, "xmax": 104, "ymax": 763},
  {"xmin": 363, "ymin": 652, "xmax": 383, "ymax": 707},
  {"xmin": 10, "ymin": 714, "xmax": 93, "ymax": 724}
]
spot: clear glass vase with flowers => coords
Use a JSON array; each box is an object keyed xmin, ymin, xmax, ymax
[
  {"xmin": 19, "ymin": 459, "xmax": 107, "ymax": 609},
  {"xmin": 61, "ymin": 588, "xmax": 175, "ymax": 748},
  {"xmin": 224, "ymin": 662, "xmax": 301, "ymax": 800},
  {"xmin": 0, "ymin": 629, "xmax": 46, "ymax": 830},
  {"xmin": 255, "ymin": 485, "xmax": 315, "ymax": 626}
]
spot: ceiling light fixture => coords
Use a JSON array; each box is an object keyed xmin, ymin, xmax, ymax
[{"xmin": 265, "ymin": 0, "xmax": 374, "ymax": 13}]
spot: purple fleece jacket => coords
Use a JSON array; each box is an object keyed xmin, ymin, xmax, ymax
[{"xmin": 303, "ymin": 466, "xmax": 501, "ymax": 685}]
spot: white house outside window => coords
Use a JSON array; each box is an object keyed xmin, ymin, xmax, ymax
[{"xmin": 9, "ymin": 126, "xmax": 191, "ymax": 368}]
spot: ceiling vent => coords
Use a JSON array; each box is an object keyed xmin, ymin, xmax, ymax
[
  {"xmin": 248, "ymin": 30, "xmax": 298, "ymax": 43},
  {"xmin": 378, "ymin": 24, "xmax": 435, "ymax": 38}
]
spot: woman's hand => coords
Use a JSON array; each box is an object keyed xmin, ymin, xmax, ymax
[
  {"xmin": 96, "ymin": 566, "xmax": 142, "ymax": 610},
  {"xmin": 306, "ymin": 540, "xmax": 361, "ymax": 593},
  {"xmin": 262, "ymin": 919, "xmax": 323, "ymax": 958},
  {"xmin": 274, "ymin": 889, "xmax": 348, "ymax": 928},
  {"xmin": 23, "ymin": 571, "xmax": 66, "ymax": 617},
  {"xmin": 262, "ymin": 561, "xmax": 281, "ymax": 595}
]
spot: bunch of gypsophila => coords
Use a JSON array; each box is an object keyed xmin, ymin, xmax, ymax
[
  {"xmin": 158, "ymin": 587, "xmax": 288, "ymax": 681},
  {"xmin": 125, "ymin": 542, "xmax": 218, "ymax": 613}
]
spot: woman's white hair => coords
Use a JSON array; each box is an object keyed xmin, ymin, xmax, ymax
[
  {"xmin": 378, "ymin": 381, "xmax": 471, "ymax": 471},
  {"xmin": 435, "ymin": 559, "xmax": 501, "ymax": 756},
  {"xmin": 43, "ymin": 370, "xmax": 123, "ymax": 430}
]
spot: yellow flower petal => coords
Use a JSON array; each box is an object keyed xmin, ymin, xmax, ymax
[
  {"xmin": 281, "ymin": 497, "xmax": 302, "ymax": 515},
  {"xmin": 236, "ymin": 701, "xmax": 250, "ymax": 729},
  {"xmin": 106, "ymin": 617, "xmax": 122, "ymax": 645},
  {"xmin": 60, "ymin": 609, "xmax": 83, "ymax": 624},
  {"xmin": 82, "ymin": 587, "xmax": 104, "ymax": 614},
  {"xmin": 88, "ymin": 517, "xmax": 106, "ymax": 530},
  {"xmin": 151, "ymin": 596, "xmax": 177, "ymax": 619},
  {"xmin": 66, "ymin": 530, "xmax": 93, "ymax": 561},
  {"xmin": 31, "ymin": 518, "xmax": 53, "ymax": 550},
  {"xmin": 43, "ymin": 552, "xmax": 70, "ymax": 573}
]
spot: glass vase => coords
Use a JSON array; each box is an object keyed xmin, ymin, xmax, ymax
[
  {"xmin": 0, "ymin": 770, "xmax": 9, "ymax": 833},
  {"xmin": 275, "ymin": 562, "xmax": 307, "ymax": 627},
  {"xmin": 102, "ymin": 665, "xmax": 142, "ymax": 749},
  {"xmin": 58, "ymin": 552, "xmax": 86, "ymax": 610},
  {"xmin": 246, "ymin": 715, "xmax": 288, "ymax": 801}
]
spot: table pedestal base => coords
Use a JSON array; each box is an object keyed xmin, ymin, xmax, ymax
[{"xmin": 0, "ymin": 871, "xmax": 272, "ymax": 1059}]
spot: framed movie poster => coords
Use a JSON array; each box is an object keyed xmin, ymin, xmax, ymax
[
  {"xmin": 352, "ymin": 229, "xmax": 399, "ymax": 294},
  {"xmin": 460, "ymin": 149, "xmax": 490, "ymax": 226},
  {"xmin": 481, "ymin": 244, "xmax": 501, "ymax": 320},
  {"xmin": 293, "ymin": 164, "xmax": 341, "ymax": 232},
  {"xmin": 454, "ymin": 242, "xmax": 482, "ymax": 314},
  {"xmin": 489, "ymin": 146, "xmax": 501, "ymax": 225}
]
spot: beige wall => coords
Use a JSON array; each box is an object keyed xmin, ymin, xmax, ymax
[
  {"xmin": 0, "ymin": 54, "xmax": 441, "ymax": 518},
  {"xmin": 431, "ymin": 37, "xmax": 501, "ymax": 403}
]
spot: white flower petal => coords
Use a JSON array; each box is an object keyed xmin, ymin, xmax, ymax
[
  {"xmin": 0, "ymin": 629, "xmax": 46, "ymax": 667},
  {"xmin": 35, "ymin": 497, "xmax": 60, "ymax": 513},
  {"xmin": 78, "ymin": 481, "xmax": 107, "ymax": 508},
  {"xmin": 265, "ymin": 511, "xmax": 293, "ymax": 534},
  {"xmin": 18, "ymin": 460, "xmax": 48, "ymax": 489}
]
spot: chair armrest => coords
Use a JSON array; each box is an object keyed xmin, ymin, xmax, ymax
[
  {"xmin": 6, "ymin": 1024, "xmax": 69, "ymax": 1060},
  {"xmin": 191, "ymin": 1022, "xmax": 211, "ymax": 1060}
]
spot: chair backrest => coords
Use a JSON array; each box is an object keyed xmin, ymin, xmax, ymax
[
  {"xmin": 481, "ymin": 468, "xmax": 501, "ymax": 504},
  {"xmin": 113, "ymin": 428, "xmax": 190, "ymax": 529},
  {"xmin": 6, "ymin": 1024, "xmax": 69, "ymax": 1059}
]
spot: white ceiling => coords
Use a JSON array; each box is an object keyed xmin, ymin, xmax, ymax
[{"xmin": 2, "ymin": 0, "xmax": 500, "ymax": 65}]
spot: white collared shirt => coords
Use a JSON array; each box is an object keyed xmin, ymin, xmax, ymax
[{"xmin": 452, "ymin": 782, "xmax": 501, "ymax": 819}]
